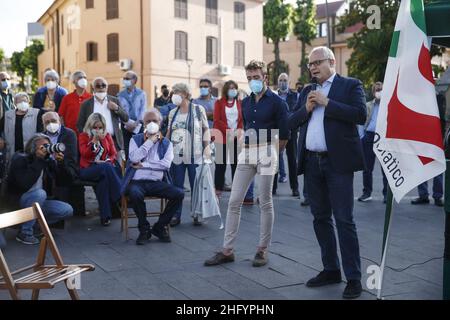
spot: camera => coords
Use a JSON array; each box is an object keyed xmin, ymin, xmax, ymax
[{"xmin": 43, "ymin": 143, "xmax": 66, "ymax": 154}]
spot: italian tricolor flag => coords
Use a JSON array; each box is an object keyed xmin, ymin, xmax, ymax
[{"xmin": 374, "ymin": 0, "xmax": 446, "ymax": 202}]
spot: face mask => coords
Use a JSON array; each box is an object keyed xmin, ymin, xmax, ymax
[
  {"xmin": 46, "ymin": 123, "xmax": 61, "ymax": 134},
  {"xmin": 279, "ymin": 82, "xmax": 288, "ymax": 92},
  {"xmin": 16, "ymin": 102, "xmax": 29, "ymax": 112},
  {"xmin": 200, "ymin": 88, "xmax": 210, "ymax": 97},
  {"xmin": 1, "ymin": 80, "xmax": 10, "ymax": 90},
  {"xmin": 172, "ymin": 94, "xmax": 183, "ymax": 106},
  {"xmin": 77, "ymin": 78, "xmax": 88, "ymax": 89},
  {"xmin": 228, "ymin": 89, "xmax": 238, "ymax": 99},
  {"xmin": 91, "ymin": 129, "xmax": 104, "ymax": 137},
  {"xmin": 95, "ymin": 92, "xmax": 107, "ymax": 100},
  {"xmin": 46, "ymin": 81, "xmax": 57, "ymax": 90},
  {"xmin": 123, "ymin": 80, "xmax": 133, "ymax": 88},
  {"xmin": 249, "ymin": 80, "xmax": 264, "ymax": 95},
  {"xmin": 146, "ymin": 122, "xmax": 160, "ymax": 135},
  {"xmin": 375, "ymin": 91, "xmax": 382, "ymax": 100}
]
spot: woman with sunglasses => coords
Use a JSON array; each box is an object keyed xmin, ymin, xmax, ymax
[{"xmin": 78, "ymin": 113, "xmax": 122, "ymax": 226}]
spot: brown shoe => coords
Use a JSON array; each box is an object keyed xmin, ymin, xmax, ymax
[
  {"xmin": 204, "ymin": 252, "xmax": 235, "ymax": 266},
  {"xmin": 252, "ymin": 251, "xmax": 268, "ymax": 267}
]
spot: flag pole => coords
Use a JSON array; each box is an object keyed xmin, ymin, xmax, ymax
[
  {"xmin": 377, "ymin": 186, "xmax": 395, "ymax": 300},
  {"xmin": 443, "ymin": 160, "xmax": 450, "ymax": 300}
]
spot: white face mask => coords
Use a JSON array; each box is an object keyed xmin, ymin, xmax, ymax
[
  {"xmin": 375, "ymin": 91, "xmax": 382, "ymax": 100},
  {"xmin": 123, "ymin": 79, "xmax": 133, "ymax": 88},
  {"xmin": 77, "ymin": 78, "xmax": 88, "ymax": 89},
  {"xmin": 172, "ymin": 94, "xmax": 183, "ymax": 106},
  {"xmin": 46, "ymin": 81, "xmax": 57, "ymax": 90},
  {"xmin": 95, "ymin": 92, "xmax": 107, "ymax": 100},
  {"xmin": 16, "ymin": 102, "xmax": 29, "ymax": 112},
  {"xmin": 146, "ymin": 122, "xmax": 160, "ymax": 135},
  {"xmin": 46, "ymin": 122, "xmax": 61, "ymax": 134}
]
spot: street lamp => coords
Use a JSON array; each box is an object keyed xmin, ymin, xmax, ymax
[{"xmin": 186, "ymin": 58, "xmax": 193, "ymax": 85}]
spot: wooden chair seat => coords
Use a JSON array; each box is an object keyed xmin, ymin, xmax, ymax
[{"xmin": 0, "ymin": 204, "xmax": 95, "ymax": 300}]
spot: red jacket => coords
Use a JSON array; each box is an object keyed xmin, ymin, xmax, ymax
[
  {"xmin": 213, "ymin": 98, "xmax": 244, "ymax": 144},
  {"xmin": 78, "ymin": 132, "xmax": 117, "ymax": 169}
]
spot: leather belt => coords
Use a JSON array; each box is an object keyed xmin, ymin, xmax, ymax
[{"xmin": 307, "ymin": 150, "xmax": 328, "ymax": 157}]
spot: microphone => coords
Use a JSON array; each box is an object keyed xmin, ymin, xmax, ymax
[{"xmin": 310, "ymin": 77, "xmax": 318, "ymax": 91}]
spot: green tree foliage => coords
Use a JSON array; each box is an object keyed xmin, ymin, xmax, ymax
[
  {"xmin": 10, "ymin": 40, "xmax": 44, "ymax": 91},
  {"xmin": 264, "ymin": 0, "xmax": 293, "ymax": 85},
  {"xmin": 292, "ymin": 0, "xmax": 317, "ymax": 83},
  {"xmin": 0, "ymin": 48, "xmax": 4, "ymax": 66},
  {"xmin": 338, "ymin": 0, "xmax": 445, "ymax": 88}
]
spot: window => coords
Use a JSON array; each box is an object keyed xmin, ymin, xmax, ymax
[
  {"xmin": 106, "ymin": 0, "xmax": 119, "ymax": 20},
  {"xmin": 175, "ymin": 31, "xmax": 188, "ymax": 60},
  {"xmin": 206, "ymin": 37, "xmax": 218, "ymax": 64},
  {"xmin": 206, "ymin": 0, "xmax": 218, "ymax": 24},
  {"xmin": 175, "ymin": 0, "xmax": 188, "ymax": 19},
  {"xmin": 317, "ymin": 22, "xmax": 328, "ymax": 38},
  {"xmin": 86, "ymin": 0, "xmax": 94, "ymax": 9},
  {"xmin": 107, "ymin": 33, "xmax": 119, "ymax": 62},
  {"xmin": 87, "ymin": 42, "xmax": 98, "ymax": 61},
  {"xmin": 234, "ymin": 41, "xmax": 245, "ymax": 67},
  {"xmin": 234, "ymin": 2, "xmax": 245, "ymax": 30},
  {"xmin": 61, "ymin": 15, "xmax": 64, "ymax": 35},
  {"xmin": 51, "ymin": 25, "xmax": 55, "ymax": 47}
]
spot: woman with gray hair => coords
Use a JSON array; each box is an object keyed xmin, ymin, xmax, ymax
[
  {"xmin": 166, "ymin": 82, "xmax": 211, "ymax": 227},
  {"xmin": 1, "ymin": 92, "xmax": 44, "ymax": 163},
  {"xmin": 78, "ymin": 113, "xmax": 122, "ymax": 226},
  {"xmin": 33, "ymin": 69, "xmax": 68, "ymax": 112}
]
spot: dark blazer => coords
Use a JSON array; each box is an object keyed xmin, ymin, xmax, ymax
[
  {"xmin": 289, "ymin": 74, "xmax": 367, "ymax": 174},
  {"xmin": 33, "ymin": 86, "xmax": 68, "ymax": 112},
  {"xmin": 54, "ymin": 126, "xmax": 79, "ymax": 184},
  {"xmin": 279, "ymin": 89, "xmax": 299, "ymax": 139},
  {"xmin": 76, "ymin": 95, "xmax": 129, "ymax": 151}
]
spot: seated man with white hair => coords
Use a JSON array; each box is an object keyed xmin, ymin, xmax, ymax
[
  {"xmin": 33, "ymin": 69, "xmax": 68, "ymax": 112},
  {"xmin": 122, "ymin": 109, "xmax": 184, "ymax": 245},
  {"xmin": 77, "ymin": 77, "xmax": 129, "ymax": 152}
]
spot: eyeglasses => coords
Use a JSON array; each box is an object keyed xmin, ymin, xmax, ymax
[
  {"xmin": 95, "ymin": 84, "xmax": 107, "ymax": 89},
  {"xmin": 307, "ymin": 59, "xmax": 329, "ymax": 69}
]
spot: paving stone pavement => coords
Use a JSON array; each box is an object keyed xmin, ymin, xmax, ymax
[{"xmin": 0, "ymin": 162, "xmax": 446, "ymax": 300}]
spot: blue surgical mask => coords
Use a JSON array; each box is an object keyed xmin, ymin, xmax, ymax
[
  {"xmin": 1, "ymin": 80, "xmax": 9, "ymax": 90},
  {"xmin": 249, "ymin": 80, "xmax": 264, "ymax": 95},
  {"xmin": 278, "ymin": 82, "xmax": 288, "ymax": 92},
  {"xmin": 200, "ymin": 88, "xmax": 210, "ymax": 97},
  {"xmin": 123, "ymin": 80, "xmax": 132, "ymax": 88},
  {"xmin": 228, "ymin": 89, "xmax": 238, "ymax": 99}
]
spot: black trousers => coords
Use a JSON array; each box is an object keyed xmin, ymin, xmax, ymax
[
  {"xmin": 214, "ymin": 140, "xmax": 238, "ymax": 191},
  {"xmin": 273, "ymin": 132, "xmax": 299, "ymax": 193}
]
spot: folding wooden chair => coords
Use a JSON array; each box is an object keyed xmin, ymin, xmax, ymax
[{"xmin": 0, "ymin": 203, "xmax": 95, "ymax": 300}]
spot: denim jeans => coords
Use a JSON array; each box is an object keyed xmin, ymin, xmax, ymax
[
  {"xmin": 79, "ymin": 163, "xmax": 122, "ymax": 219},
  {"xmin": 171, "ymin": 162, "xmax": 198, "ymax": 219},
  {"xmin": 19, "ymin": 189, "xmax": 73, "ymax": 236},
  {"xmin": 417, "ymin": 174, "xmax": 444, "ymax": 199},
  {"xmin": 305, "ymin": 152, "xmax": 361, "ymax": 281}
]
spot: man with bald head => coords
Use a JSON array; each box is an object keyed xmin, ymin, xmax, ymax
[{"xmin": 289, "ymin": 46, "xmax": 367, "ymax": 299}]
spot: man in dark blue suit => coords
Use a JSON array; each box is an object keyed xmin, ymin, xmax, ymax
[{"xmin": 289, "ymin": 47, "xmax": 367, "ymax": 299}]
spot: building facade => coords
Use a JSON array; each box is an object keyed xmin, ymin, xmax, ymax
[{"xmin": 38, "ymin": 0, "xmax": 264, "ymax": 103}]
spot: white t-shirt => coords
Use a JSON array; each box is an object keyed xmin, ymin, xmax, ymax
[
  {"xmin": 225, "ymin": 100, "xmax": 239, "ymax": 130},
  {"xmin": 94, "ymin": 98, "xmax": 114, "ymax": 136}
]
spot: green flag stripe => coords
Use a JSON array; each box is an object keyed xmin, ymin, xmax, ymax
[
  {"xmin": 389, "ymin": 31, "xmax": 400, "ymax": 58},
  {"xmin": 411, "ymin": 0, "xmax": 427, "ymax": 33}
]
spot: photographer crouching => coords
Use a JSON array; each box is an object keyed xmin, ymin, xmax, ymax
[{"xmin": 7, "ymin": 133, "xmax": 73, "ymax": 245}]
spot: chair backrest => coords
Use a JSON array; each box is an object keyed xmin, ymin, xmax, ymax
[{"xmin": 0, "ymin": 207, "xmax": 38, "ymax": 229}]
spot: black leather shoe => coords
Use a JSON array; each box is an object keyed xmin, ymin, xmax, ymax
[
  {"xmin": 434, "ymin": 198, "xmax": 444, "ymax": 207},
  {"xmin": 343, "ymin": 280, "xmax": 362, "ymax": 299},
  {"xmin": 306, "ymin": 270, "xmax": 342, "ymax": 288},
  {"xmin": 169, "ymin": 217, "xmax": 181, "ymax": 227},
  {"xmin": 292, "ymin": 190, "xmax": 300, "ymax": 197},
  {"xmin": 301, "ymin": 199, "xmax": 310, "ymax": 207},
  {"xmin": 151, "ymin": 227, "xmax": 171, "ymax": 243},
  {"xmin": 136, "ymin": 230, "xmax": 152, "ymax": 245},
  {"xmin": 411, "ymin": 197, "xmax": 430, "ymax": 205},
  {"xmin": 100, "ymin": 217, "xmax": 111, "ymax": 226}
]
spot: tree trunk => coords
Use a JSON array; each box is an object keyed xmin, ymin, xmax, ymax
[
  {"xmin": 274, "ymin": 40, "xmax": 281, "ymax": 83},
  {"xmin": 300, "ymin": 40, "xmax": 307, "ymax": 82}
]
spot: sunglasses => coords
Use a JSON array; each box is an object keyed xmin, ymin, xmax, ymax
[{"xmin": 95, "ymin": 84, "xmax": 107, "ymax": 89}]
